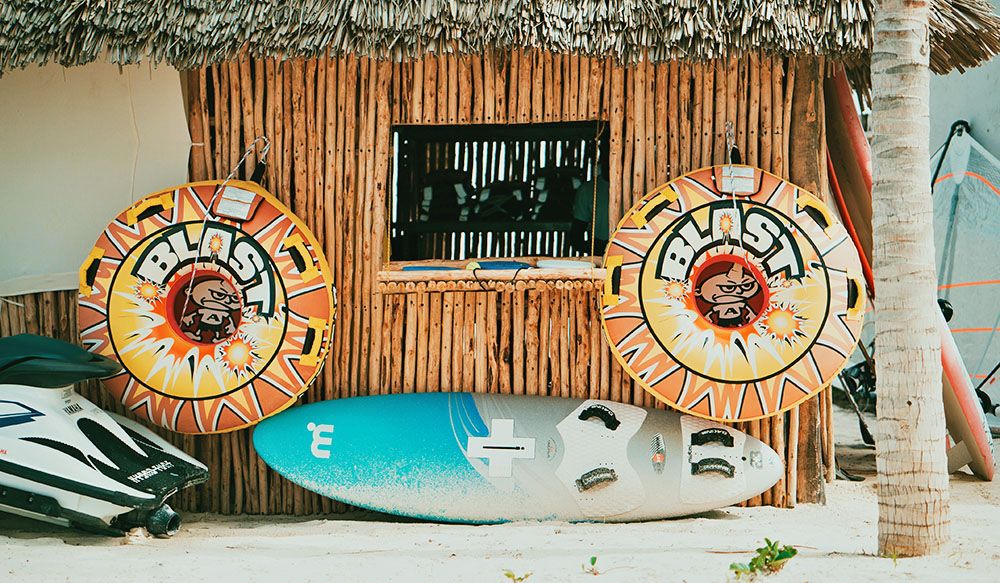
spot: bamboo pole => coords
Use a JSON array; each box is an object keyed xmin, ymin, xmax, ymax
[
  {"xmin": 701, "ymin": 60, "xmax": 715, "ymax": 168},
  {"xmin": 644, "ymin": 60, "xmax": 656, "ymax": 192},
  {"xmin": 322, "ymin": 55, "xmax": 338, "ymax": 395},
  {"xmin": 343, "ymin": 55, "xmax": 360, "ymax": 393},
  {"xmin": 667, "ymin": 60, "xmax": 680, "ymax": 182},
  {"xmin": 499, "ymin": 291, "xmax": 513, "ymax": 394},
  {"xmin": 428, "ymin": 293, "xmax": 443, "ymax": 391},
  {"xmin": 440, "ymin": 292, "xmax": 455, "ymax": 391},
  {"xmin": 331, "ymin": 57, "xmax": 347, "ymax": 388},
  {"xmin": 438, "ymin": 53, "xmax": 450, "ymax": 124},
  {"xmin": 678, "ymin": 62, "xmax": 691, "ymax": 175},
  {"xmin": 369, "ymin": 60, "xmax": 392, "ymax": 391},
  {"xmin": 416, "ymin": 292, "xmax": 430, "ymax": 391},
  {"xmin": 714, "ymin": 59, "xmax": 726, "ymax": 164},
  {"xmin": 226, "ymin": 62, "xmax": 240, "ymax": 177},
  {"xmin": 403, "ymin": 293, "xmax": 418, "ymax": 392},
  {"xmin": 211, "ymin": 65, "xmax": 224, "ymax": 178},
  {"xmin": 760, "ymin": 56, "xmax": 773, "ymax": 173},
  {"xmin": 789, "ymin": 55, "xmax": 826, "ymax": 505},
  {"xmin": 631, "ymin": 62, "xmax": 645, "ymax": 202},
  {"xmin": 532, "ymin": 50, "xmax": 544, "ymax": 123},
  {"xmin": 462, "ymin": 293, "xmax": 476, "ymax": 390},
  {"xmin": 573, "ymin": 290, "xmax": 590, "ymax": 397},
  {"xmin": 452, "ymin": 291, "xmax": 465, "ymax": 387},
  {"xmin": 187, "ymin": 70, "xmax": 208, "ymax": 179},
  {"xmin": 747, "ymin": 52, "xmax": 760, "ymax": 167},
  {"xmin": 391, "ymin": 294, "xmax": 405, "ymax": 391},
  {"xmin": 486, "ymin": 293, "xmax": 500, "ymax": 393}
]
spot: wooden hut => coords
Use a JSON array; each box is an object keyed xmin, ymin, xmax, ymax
[{"xmin": 2, "ymin": 1, "xmax": 999, "ymax": 516}]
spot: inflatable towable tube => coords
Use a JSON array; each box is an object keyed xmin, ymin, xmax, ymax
[
  {"xmin": 79, "ymin": 180, "xmax": 336, "ymax": 434},
  {"xmin": 602, "ymin": 166, "xmax": 866, "ymax": 422}
]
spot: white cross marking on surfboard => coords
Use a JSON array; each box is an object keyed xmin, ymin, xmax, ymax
[{"xmin": 466, "ymin": 419, "xmax": 536, "ymax": 478}]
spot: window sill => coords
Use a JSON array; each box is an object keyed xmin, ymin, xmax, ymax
[{"xmin": 377, "ymin": 258, "xmax": 606, "ymax": 294}]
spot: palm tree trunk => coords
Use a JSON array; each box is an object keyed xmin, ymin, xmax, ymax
[{"xmin": 871, "ymin": 0, "xmax": 950, "ymax": 557}]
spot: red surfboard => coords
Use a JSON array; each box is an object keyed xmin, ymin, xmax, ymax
[
  {"xmin": 940, "ymin": 311, "xmax": 996, "ymax": 480},
  {"xmin": 826, "ymin": 66, "xmax": 996, "ymax": 481}
]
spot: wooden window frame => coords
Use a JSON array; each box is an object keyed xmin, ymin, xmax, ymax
[{"xmin": 380, "ymin": 120, "xmax": 609, "ymax": 285}]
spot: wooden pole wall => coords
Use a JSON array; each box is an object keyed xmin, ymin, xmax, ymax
[{"xmin": 0, "ymin": 50, "xmax": 836, "ymax": 515}]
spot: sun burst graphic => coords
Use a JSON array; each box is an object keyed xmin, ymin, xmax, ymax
[
  {"xmin": 759, "ymin": 305, "xmax": 803, "ymax": 342},
  {"xmin": 662, "ymin": 279, "xmax": 689, "ymax": 301},
  {"xmin": 218, "ymin": 334, "xmax": 259, "ymax": 377},
  {"xmin": 208, "ymin": 234, "xmax": 225, "ymax": 254},
  {"xmin": 718, "ymin": 212, "xmax": 735, "ymax": 234},
  {"xmin": 133, "ymin": 280, "xmax": 165, "ymax": 304}
]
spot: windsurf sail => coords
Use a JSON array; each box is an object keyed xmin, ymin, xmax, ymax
[{"xmin": 931, "ymin": 123, "xmax": 1000, "ymax": 431}]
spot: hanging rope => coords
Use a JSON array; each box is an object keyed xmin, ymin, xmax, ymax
[
  {"xmin": 722, "ymin": 121, "xmax": 747, "ymax": 256},
  {"xmin": 589, "ymin": 122, "xmax": 607, "ymax": 259},
  {"xmin": 470, "ymin": 266, "xmax": 526, "ymax": 291},
  {"xmin": 179, "ymin": 136, "xmax": 271, "ymax": 320}
]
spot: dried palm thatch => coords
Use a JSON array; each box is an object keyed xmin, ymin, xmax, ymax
[
  {"xmin": 0, "ymin": 1, "xmax": 997, "ymax": 73},
  {"xmin": 931, "ymin": 0, "xmax": 1000, "ymax": 72}
]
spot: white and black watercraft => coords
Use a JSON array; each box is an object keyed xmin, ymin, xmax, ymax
[{"xmin": 0, "ymin": 334, "xmax": 208, "ymax": 536}]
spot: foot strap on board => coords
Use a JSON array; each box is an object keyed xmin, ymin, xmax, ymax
[
  {"xmin": 691, "ymin": 458, "xmax": 736, "ymax": 478},
  {"xmin": 575, "ymin": 467, "xmax": 618, "ymax": 491},
  {"xmin": 690, "ymin": 427, "xmax": 734, "ymax": 448},
  {"xmin": 577, "ymin": 404, "xmax": 621, "ymax": 430}
]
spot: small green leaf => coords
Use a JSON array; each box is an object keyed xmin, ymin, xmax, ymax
[
  {"xmin": 729, "ymin": 539, "xmax": 796, "ymax": 578},
  {"xmin": 590, "ymin": 556, "xmax": 597, "ymax": 566}
]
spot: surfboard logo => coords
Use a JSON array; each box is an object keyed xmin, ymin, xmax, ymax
[
  {"xmin": 466, "ymin": 418, "xmax": 535, "ymax": 478},
  {"xmin": 131, "ymin": 222, "xmax": 277, "ymax": 319},
  {"xmin": 307, "ymin": 422, "xmax": 334, "ymax": 458}
]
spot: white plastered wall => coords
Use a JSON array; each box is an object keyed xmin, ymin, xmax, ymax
[{"xmin": 0, "ymin": 62, "xmax": 191, "ymax": 296}]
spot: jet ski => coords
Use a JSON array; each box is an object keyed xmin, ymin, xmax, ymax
[{"xmin": 0, "ymin": 334, "xmax": 208, "ymax": 536}]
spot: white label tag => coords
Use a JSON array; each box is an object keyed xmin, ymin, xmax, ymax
[
  {"xmin": 720, "ymin": 166, "xmax": 756, "ymax": 194},
  {"xmin": 215, "ymin": 186, "xmax": 258, "ymax": 221}
]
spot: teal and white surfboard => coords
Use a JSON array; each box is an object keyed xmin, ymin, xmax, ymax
[{"xmin": 252, "ymin": 393, "xmax": 783, "ymax": 523}]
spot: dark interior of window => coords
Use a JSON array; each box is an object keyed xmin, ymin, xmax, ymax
[{"xmin": 389, "ymin": 121, "xmax": 609, "ymax": 262}]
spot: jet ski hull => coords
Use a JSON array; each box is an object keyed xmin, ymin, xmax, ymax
[{"xmin": 0, "ymin": 384, "xmax": 208, "ymax": 535}]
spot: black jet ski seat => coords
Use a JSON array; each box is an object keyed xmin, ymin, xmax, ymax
[{"xmin": 0, "ymin": 333, "xmax": 121, "ymax": 388}]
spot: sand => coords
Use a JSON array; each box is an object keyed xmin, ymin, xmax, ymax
[{"xmin": 3, "ymin": 406, "xmax": 998, "ymax": 583}]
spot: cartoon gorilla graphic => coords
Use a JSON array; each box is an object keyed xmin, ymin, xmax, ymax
[{"xmin": 694, "ymin": 262, "xmax": 762, "ymax": 328}]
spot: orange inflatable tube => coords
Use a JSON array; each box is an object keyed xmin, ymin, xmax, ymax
[
  {"xmin": 601, "ymin": 166, "xmax": 866, "ymax": 422},
  {"xmin": 78, "ymin": 180, "xmax": 336, "ymax": 434}
]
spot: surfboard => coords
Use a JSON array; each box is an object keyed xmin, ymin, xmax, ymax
[
  {"xmin": 252, "ymin": 393, "xmax": 783, "ymax": 523},
  {"xmin": 825, "ymin": 70, "xmax": 996, "ymax": 480},
  {"xmin": 941, "ymin": 311, "xmax": 996, "ymax": 481}
]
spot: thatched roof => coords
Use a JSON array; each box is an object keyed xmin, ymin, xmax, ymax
[
  {"xmin": 1, "ymin": 1, "xmax": 998, "ymax": 74},
  {"xmin": 931, "ymin": 0, "xmax": 1000, "ymax": 72}
]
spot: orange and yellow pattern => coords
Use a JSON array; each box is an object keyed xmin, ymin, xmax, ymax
[
  {"xmin": 78, "ymin": 181, "xmax": 336, "ymax": 434},
  {"xmin": 602, "ymin": 166, "xmax": 865, "ymax": 422}
]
